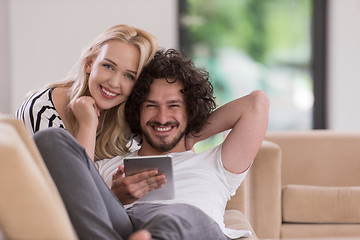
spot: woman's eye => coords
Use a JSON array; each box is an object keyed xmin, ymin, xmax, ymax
[
  {"xmin": 125, "ymin": 74, "xmax": 135, "ymax": 81},
  {"xmin": 169, "ymin": 105, "xmax": 180, "ymax": 108},
  {"xmin": 103, "ymin": 64, "xmax": 114, "ymax": 70}
]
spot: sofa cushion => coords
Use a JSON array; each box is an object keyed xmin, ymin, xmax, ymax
[
  {"xmin": 282, "ymin": 184, "xmax": 360, "ymax": 223},
  {"xmin": 281, "ymin": 223, "xmax": 360, "ymax": 238}
]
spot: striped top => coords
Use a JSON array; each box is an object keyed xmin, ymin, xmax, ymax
[
  {"xmin": 15, "ymin": 88, "xmax": 65, "ymax": 134},
  {"xmin": 16, "ymin": 87, "xmax": 142, "ymax": 151}
]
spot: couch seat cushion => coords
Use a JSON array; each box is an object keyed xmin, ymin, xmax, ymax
[{"xmin": 282, "ymin": 184, "xmax": 360, "ymax": 223}]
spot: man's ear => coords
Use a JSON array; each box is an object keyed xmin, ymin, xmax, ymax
[{"xmin": 85, "ymin": 58, "xmax": 93, "ymax": 74}]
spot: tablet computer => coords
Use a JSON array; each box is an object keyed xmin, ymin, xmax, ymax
[{"xmin": 124, "ymin": 155, "xmax": 174, "ymax": 201}]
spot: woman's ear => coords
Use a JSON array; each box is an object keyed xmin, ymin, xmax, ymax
[{"xmin": 85, "ymin": 58, "xmax": 93, "ymax": 74}]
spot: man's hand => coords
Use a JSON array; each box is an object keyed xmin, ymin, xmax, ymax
[{"xmin": 111, "ymin": 165, "xmax": 167, "ymax": 205}]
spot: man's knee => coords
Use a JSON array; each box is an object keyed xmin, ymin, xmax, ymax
[
  {"xmin": 33, "ymin": 128, "xmax": 88, "ymax": 164},
  {"xmin": 34, "ymin": 128, "xmax": 79, "ymax": 152},
  {"xmin": 34, "ymin": 128, "xmax": 68, "ymax": 146}
]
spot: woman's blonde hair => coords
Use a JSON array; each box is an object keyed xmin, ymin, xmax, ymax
[{"xmin": 46, "ymin": 24, "xmax": 158, "ymax": 160}]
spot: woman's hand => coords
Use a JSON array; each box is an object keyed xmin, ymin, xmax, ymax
[
  {"xmin": 70, "ymin": 96, "xmax": 100, "ymax": 130},
  {"xmin": 111, "ymin": 165, "xmax": 166, "ymax": 205},
  {"xmin": 70, "ymin": 96, "xmax": 100, "ymax": 160}
]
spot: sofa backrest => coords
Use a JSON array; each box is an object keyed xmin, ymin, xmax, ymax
[
  {"xmin": 0, "ymin": 114, "xmax": 78, "ymax": 240},
  {"xmin": 266, "ymin": 130, "xmax": 360, "ymax": 186}
]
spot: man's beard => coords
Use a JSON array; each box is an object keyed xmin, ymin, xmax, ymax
[{"xmin": 142, "ymin": 121, "xmax": 186, "ymax": 153}]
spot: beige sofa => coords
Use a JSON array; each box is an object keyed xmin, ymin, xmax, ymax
[
  {"xmin": 242, "ymin": 131, "xmax": 360, "ymax": 239},
  {"xmin": 0, "ymin": 114, "xmax": 260, "ymax": 239},
  {"xmin": 0, "ymin": 114, "xmax": 78, "ymax": 239}
]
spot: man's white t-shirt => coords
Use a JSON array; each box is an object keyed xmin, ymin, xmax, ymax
[{"xmin": 95, "ymin": 144, "xmax": 251, "ymax": 239}]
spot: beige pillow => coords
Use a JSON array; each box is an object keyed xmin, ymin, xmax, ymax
[{"xmin": 282, "ymin": 184, "xmax": 360, "ymax": 223}]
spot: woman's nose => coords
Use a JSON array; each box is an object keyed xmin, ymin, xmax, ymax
[{"xmin": 108, "ymin": 74, "xmax": 122, "ymax": 90}]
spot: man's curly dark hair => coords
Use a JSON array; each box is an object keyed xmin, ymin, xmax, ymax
[{"xmin": 125, "ymin": 48, "xmax": 216, "ymax": 137}]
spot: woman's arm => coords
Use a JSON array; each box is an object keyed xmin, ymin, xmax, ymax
[{"xmin": 70, "ymin": 96, "xmax": 100, "ymax": 160}]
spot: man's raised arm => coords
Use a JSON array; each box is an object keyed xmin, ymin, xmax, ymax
[{"xmin": 205, "ymin": 90, "xmax": 270, "ymax": 174}]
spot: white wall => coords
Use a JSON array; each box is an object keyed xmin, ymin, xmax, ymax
[
  {"xmin": 1, "ymin": 0, "xmax": 178, "ymax": 114},
  {"xmin": 327, "ymin": 0, "xmax": 360, "ymax": 130},
  {"xmin": 0, "ymin": 0, "xmax": 11, "ymax": 113}
]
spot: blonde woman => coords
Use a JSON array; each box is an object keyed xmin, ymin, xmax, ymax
[{"xmin": 16, "ymin": 24, "xmax": 158, "ymax": 161}]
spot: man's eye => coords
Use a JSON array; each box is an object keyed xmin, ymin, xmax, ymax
[
  {"xmin": 169, "ymin": 105, "xmax": 180, "ymax": 108},
  {"xmin": 103, "ymin": 64, "xmax": 114, "ymax": 70},
  {"xmin": 146, "ymin": 104, "xmax": 156, "ymax": 108}
]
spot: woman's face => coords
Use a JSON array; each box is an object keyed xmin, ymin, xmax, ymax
[{"xmin": 86, "ymin": 40, "xmax": 140, "ymax": 112}]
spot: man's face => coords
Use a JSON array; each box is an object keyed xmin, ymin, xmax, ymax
[{"xmin": 140, "ymin": 78, "xmax": 187, "ymax": 154}]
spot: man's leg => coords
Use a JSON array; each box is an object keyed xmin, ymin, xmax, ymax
[
  {"xmin": 127, "ymin": 203, "xmax": 227, "ymax": 240},
  {"xmin": 34, "ymin": 128, "xmax": 133, "ymax": 240}
]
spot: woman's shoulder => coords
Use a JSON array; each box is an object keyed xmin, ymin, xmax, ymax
[
  {"xmin": 15, "ymin": 87, "xmax": 65, "ymax": 133},
  {"xmin": 29, "ymin": 87, "xmax": 53, "ymax": 100},
  {"xmin": 51, "ymin": 86, "xmax": 68, "ymax": 98},
  {"xmin": 16, "ymin": 88, "xmax": 54, "ymax": 116}
]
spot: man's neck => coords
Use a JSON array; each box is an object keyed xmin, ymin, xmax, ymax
[{"xmin": 137, "ymin": 141, "xmax": 187, "ymax": 156}]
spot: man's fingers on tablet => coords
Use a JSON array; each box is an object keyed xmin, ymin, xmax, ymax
[
  {"xmin": 154, "ymin": 174, "xmax": 167, "ymax": 187},
  {"xmin": 145, "ymin": 174, "xmax": 166, "ymax": 191},
  {"xmin": 123, "ymin": 171, "xmax": 166, "ymax": 198},
  {"xmin": 131, "ymin": 182, "xmax": 151, "ymax": 199},
  {"xmin": 112, "ymin": 165, "xmax": 125, "ymax": 180},
  {"xmin": 131, "ymin": 169, "xmax": 159, "ymax": 182}
]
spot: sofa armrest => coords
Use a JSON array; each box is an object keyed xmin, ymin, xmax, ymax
[
  {"xmin": 226, "ymin": 180, "xmax": 246, "ymax": 213},
  {"xmin": 245, "ymin": 140, "xmax": 282, "ymax": 239},
  {"xmin": 0, "ymin": 116, "xmax": 77, "ymax": 240}
]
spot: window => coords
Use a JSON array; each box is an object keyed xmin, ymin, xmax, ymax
[{"xmin": 179, "ymin": 0, "xmax": 322, "ymax": 151}]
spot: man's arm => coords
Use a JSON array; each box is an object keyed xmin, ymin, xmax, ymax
[
  {"xmin": 199, "ymin": 90, "xmax": 269, "ymax": 174},
  {"xmin": 186, "ymin": 90, "xmax": 269, "ymax": 151},
  {"xmin": 221, "ymin": 90, "xmax": 269, "ymax": 173}
]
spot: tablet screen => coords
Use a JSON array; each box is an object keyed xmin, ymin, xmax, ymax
[{"xmin": 124, "ymin": 155, "xmax": 174, "ymax": 201}]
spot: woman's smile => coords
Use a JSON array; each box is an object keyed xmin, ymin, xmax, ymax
[{"xmin": 100, "ymin": 85, "xmax": 119, "ymax": 99}]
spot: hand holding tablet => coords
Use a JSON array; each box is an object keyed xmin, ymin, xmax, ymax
[{"xmin": 124, "ymin": 155, "xmax": 175, "ymax": 201}]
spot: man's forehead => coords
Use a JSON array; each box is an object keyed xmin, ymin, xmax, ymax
[
  {"xmin": 152, "ymin": 77, "xmax": 180, "ymax": 84},
  {"xmin": 149, "ymin": 78, "xmax": 183, "ymax": 91},
  {"xmin": 146, "ymin": 78, "xmax": 184, "ymax": 101}
]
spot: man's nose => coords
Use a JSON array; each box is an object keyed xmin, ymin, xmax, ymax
[{"xmin": 156, "ymin": 107, "xmax": 170, "ymax": 124}]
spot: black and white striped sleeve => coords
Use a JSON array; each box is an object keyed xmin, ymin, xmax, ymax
[{"xmin": 15, "ymin": 88, "xmax": 65, "ymax": 134}]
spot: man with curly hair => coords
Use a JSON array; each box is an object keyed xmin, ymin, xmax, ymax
[
  {"xmin": 96, "ymin": 49, "xmax": 270, "ymax": 239},
  {"xmin": 34, "ymin": 48, "xmax": 269, "ymax": 239}
]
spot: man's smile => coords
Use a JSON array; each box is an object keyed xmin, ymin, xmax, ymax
[
  {"xmin": 154, "ymin": 126, "xmax": 172, "ymax": 132},
  {"xmin": 147, "ymin": 121, "xmax": 180, "ymax": 135}
]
